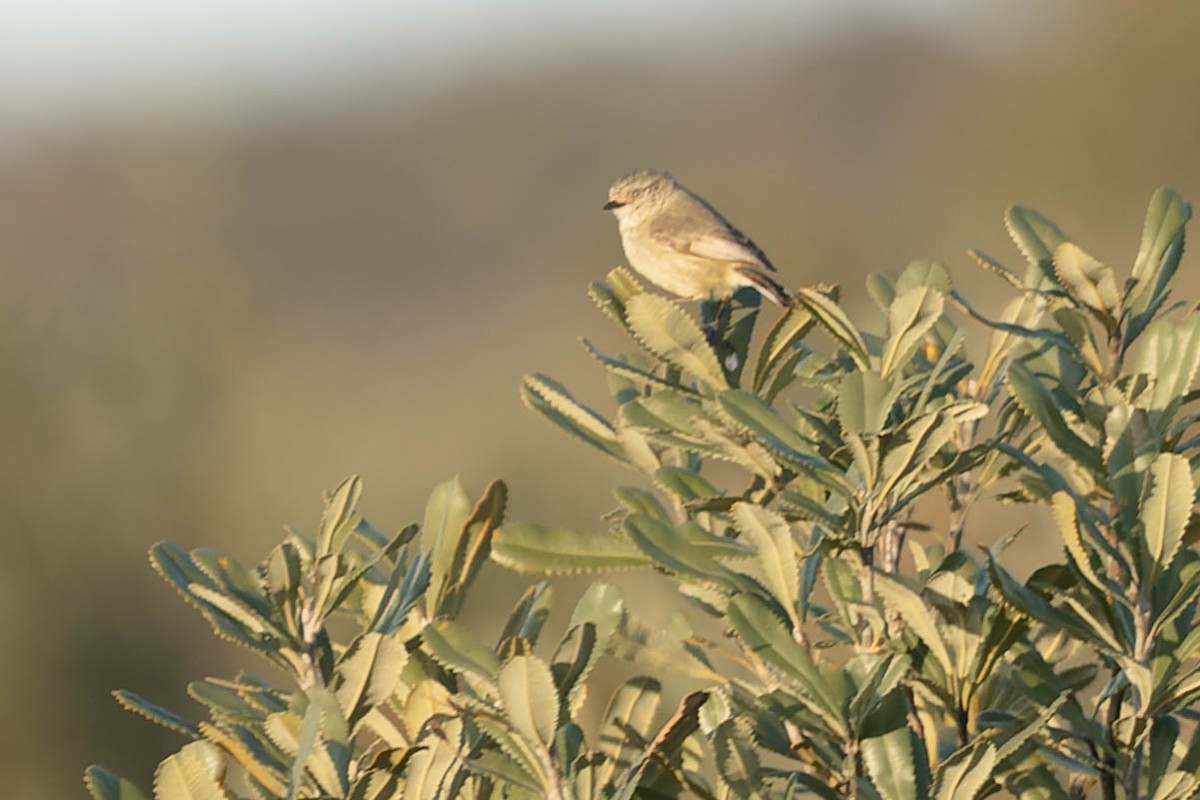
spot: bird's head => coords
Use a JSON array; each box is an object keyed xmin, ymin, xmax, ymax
[{"xmin": 603, "ymin": 169, "xmax": 676, "ymax": 221}]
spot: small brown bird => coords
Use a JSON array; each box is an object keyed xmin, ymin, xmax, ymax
[{"xmin": 603, "ymin": 169, "xmax": 790, "ymax": 306}]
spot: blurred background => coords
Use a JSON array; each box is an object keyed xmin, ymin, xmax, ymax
[{"xmin": 3, "ymin": 1, "xmax": 1200, "ymax": 794}]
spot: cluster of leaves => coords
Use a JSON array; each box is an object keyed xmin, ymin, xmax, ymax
[
  {"xmin": 504, "ymin": 188, "xmax": 1199, "ymax": 799},
  {"xmin": 89, "ymin": 187, "xmax": 1200, "ymax": 799},
  {"xmin": 86, "ymin": 478, "xmax": 711, "ymax": 799}
]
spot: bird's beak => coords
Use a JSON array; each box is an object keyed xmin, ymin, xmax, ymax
[{"xmin": 602, "ymin": 200, "xmax": 624, "ymax": 211}]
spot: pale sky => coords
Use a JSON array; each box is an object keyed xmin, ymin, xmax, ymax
[{"xmin": 0, "ymin": 1, "xmax": 1001, "ymax": 130}]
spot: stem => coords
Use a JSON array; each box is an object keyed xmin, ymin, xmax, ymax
[{"xmin": 1100, "ymin": 675, "xmax": 1123, "ymax": 800}]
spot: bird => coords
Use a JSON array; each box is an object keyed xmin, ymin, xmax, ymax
[{"xmin": 603, "ymin": 169, "xmax": 790, "ymax": 307}]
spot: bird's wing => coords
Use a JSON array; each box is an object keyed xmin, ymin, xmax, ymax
[{"xmin": 648, "ymin": 197, "xmax": 777, "ymax": 272}]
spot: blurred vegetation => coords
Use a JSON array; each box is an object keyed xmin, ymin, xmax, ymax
[{"xmin": 3, "ymin": 2, "xmax": 1200, "ymax": 795}]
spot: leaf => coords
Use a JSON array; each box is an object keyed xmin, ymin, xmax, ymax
[
  {"xmin": 1127, "ymin": 187, "xmax": 1192, "ymax": 342},
  {"xmin": 336, "ymin": 632, "xmax": 408, "ymax": 729},
  {"xmin": 1052, "ymin": 242, "xmax": 1119, "ymax": 316},
  {"xmin": 726, "ymin": 594, "xmax": 847, "ymax": 736},
  {"xmin": 1006, "ymin": 360, "xmax": 1103, "ymax": 472},
  {"xmin": 85, "ymin": 766, "xmax": 150, "ymax": 800},
  {"xmin": 862, "ymin": 727, "xmax": 919, "ymax": 800},
  {"xmin": 652, "ymin": 465, "xmax": 722, "ymax": 503},
  {"xmin": 874, "ymin": 572, "xmax": 953, "ymax": 678},
  {"xmin": 611, "ymin": 690, "xmax": 709, "ymax": 800},
  {"xmin": 153, "ymin": 741, "xmax": 230, "ymax": 800},
  {"xmin": 625, "ymin": 293, "xmax": 728, "ymax": 388},
  {"xmin": 1005, "ymin": 205, "xmax": 1069, "ymax": 287},
  {"xmin": 794, "ymin": 286, "xmax": 870, "ymax": 369},
  {"xmin": 421, "ymin": 476, "xmax": 473, "ymax": 619},
  {"xmin": 521, "ymin": 373, "xmax": 627, "ymax": 463},
  {"xmin": 931, "ymin": 741, "xmax": 997, "ymax": 800},
  {"xmin": 420, "ymin": 619, "xmax": 501, "ymax": 688},
  {"xmin": 732, "ymin": 502, "xmax": 800, "ymax": 628},
  {"xmin": 1131, "ymin": 313, "xmax": 1200, "ymax": 412},
  {"xmin": 113, "ymin": 690, "xmax": 199, "ymax": 737},
  {"xmin": 838, "ymin": 370, "xmax": 898, "ymax": 435},
  {"xmin": 491, "ymin": 523, "xmax": 652, "ymax": 574},
  {"xmin": 880, "ymin": 285, "xmax": 945, "ymax": 379},
  {"xmin": 1049, "ymin": 491, "xmax": 1105, "ymax": 594},
  {"xmin": 317, "ymin": 476, "xmax": 363, "ymax": 558},
  {"xmin": 1140, "ymin": 453, "xmax": 1194, "ymax": 577},
  {"xmin": 498, "ymin": 655, "xmax": 560, "ymax": 750},
  {"xmin": 596, "ymin": 677, "xmax": 662, "ymax": 790},
  {"xmin": 437, "ymin": 478, "xmax": 507, "ymax": 616},
  {"xmin": 753, "ymin": 297, "xmax": 818, "ymax": 392}
]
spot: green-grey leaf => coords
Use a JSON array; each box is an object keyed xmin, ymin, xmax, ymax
[
  {"xmin": 753, "ymin": 298, "xmax": 818, "ymax": 392},
  {"xmin": 499, "ymin": 655, "xmax": 560, "ymax": 750},
  {"xmin": 1005, "ymin": 205, "xmax": 1069, "ymax": 287},
  {"xmin": 874, "ymin": 572, "xmax": 953, "ymax": 678},
  {"xmin": 880, "ymin": 285, "xmax": 944, "ymax": 379},
  {"xmin": 317, "ymin": 476, "xmax": 363, "ymax": 558},
  {"xmin": 85, "ymin": 766, "xmax": 150, "ymax": 800},
  {"xmin": 931, "ymin": 742, "xmax": 997, "ymax": 800},
  {"xmin": 421, "ymin": 476, "xmax": 473, "ymax": 618},
  {"xmin": 336, "ymin": 632, "xmax": 408, "ymax": 729},
  {"xmin": 491, "ymin": 523, "xmax": 652, "ymax": 574},
  {"xmin": 1140, "ymin": 453, "xmax": 1194, "ymax": 577},
  {"xmin": 153, "ymin": 741, "xmax": 230, "ymax": 800},
  {"xmin": 1006, "ymin": 360, "xmax": 1103, "ymax": 472},
  {"xmin": 625, "ymin": 293, "xmax": 728, "ymax": 388},
  {"xmin": 794, "ymin": 286, "xmax": 870, "ymax": 369},
  {"xmin": 421, "ymin": 619, "xmax": 501, "ymax": 687},
  {"xmin": 521, "ymin": 374, "xmax": 627, "ymax": 463},
  {"xmin": 1052, "ymin": 242, "xmax": 1118, "ymax": 316},
  {"xmin": 113, "ymin": 690, "xmax": 199, "ymax": 737},
  {"xmin": 732, "ymin": 502, "xmax": 800, "ymax": 628},
  {"xmin": 838, "ymin": 370, "xmax": 898, "ymax": 435},
  {"xmin": 862, "ymin": 727, "xmax": 918, "ymax": 800}
]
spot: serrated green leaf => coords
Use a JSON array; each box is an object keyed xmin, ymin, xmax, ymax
[
  {"xmin": 1006, "ymin": 360, "xmax": 1103, "ymax": 472},
  {"xmin": 85, "ymin": 766, "xmax": 150, "ymax": 800},
  {"xmin": 499, "ymin": 655, "xmax": 559, "ymax": 750},
  {"xmin": 1141, "ymin": 452, "xmax": 1194, "ymax": 577},
  {"xmin": 521, "ymin": 373, "xmax": 627, "ymax": 463},
  {"xmin": 838, "ymin": 370, "xmax": 898, "ymax": 435},
  {"xmin": 726, "ymin": 594, "xmax": 847, "ymax": 736},
  {"xmin": 597, "ymin": 677, "xmax": 662, "ymax": 790},
  {"xmin": 1131, "ymin": 314, "xmax": 1200, "ymax": 413},
  {"xmin": 1049, "ymin": 491, "xmax": 1106, "ymax": 594},
  {"xmin": 336, "ymin": 632, "xmax": 408, "ymax": 729},
  {"xmin": 794, "ymin": 286, "xmax": 870, "ymax": 369},
  {"xmin": 874, "ymin": 572, "xmax": 953, "ymax": 679},
  {"xmin": 1127, "ymin": 187, "xmax": 1192, "ymax": 343},
  {"xmin": 113, "ymin": 690, "xmax": 199, "ymax": 737},
  {"xmin": 421, "ymin": 476, "xmax": 473, "ymax": 619},
  {"xmin": 881, "ymin": 285, "xmax": 944, "ymax": 379},
  {"xmin": 491, "ymin": 523, "xmax": 652, "ymax": 574},
  {"xmin": 1052, "ymin": 242, "xmax": 1118, "ymax": 317},
  {"xmin": 862, "ymin": 727, "xmax": 918, "ymax": 800},
  {"xmin": 421, "ymin": 619, "xmax": 501, "ymax": 687},
  {"xmin": 969, "ymin": 248, "xmax": 1024, "ymax": 289},
  {"xmin": 753, "ymin": 297, "xmax": 819, "ymax": 392},
  {"xmin": 931, "ymin": 741, "xmax": 996, "ymax": 800},
  {"xmin": 153, "ymin": 741, "xmax": 230, "ymax": 800},
  {"xmin": 437, "ymin": 478, "xmax": 507, "ymax": 617},
  {"xmin": 317, "ymin": 476, "xmax": 363, "ymax": 558},
  {"xmin": 732, "ymin": 502, "xmax": 800, "ymax": 629},
  {"xmin": 625, "ymin": 293, "xmax": 728, "ymax": 388},
  {"xmin": 652, "ymin": 465, "xmax": 721, "ymax": 502},
  {"xmin": 1005, "ymin": 205, "xmax": 1069, "ymax": 287}
]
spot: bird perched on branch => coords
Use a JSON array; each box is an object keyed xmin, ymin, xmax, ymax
[{"xmin": 603, "ymin": 169, "xmax": 790, "ymax": 307}]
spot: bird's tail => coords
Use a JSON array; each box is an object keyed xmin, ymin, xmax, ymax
[{"xmin": 736, "ymin": 267, "xmax": 793, "ymax": 306}]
